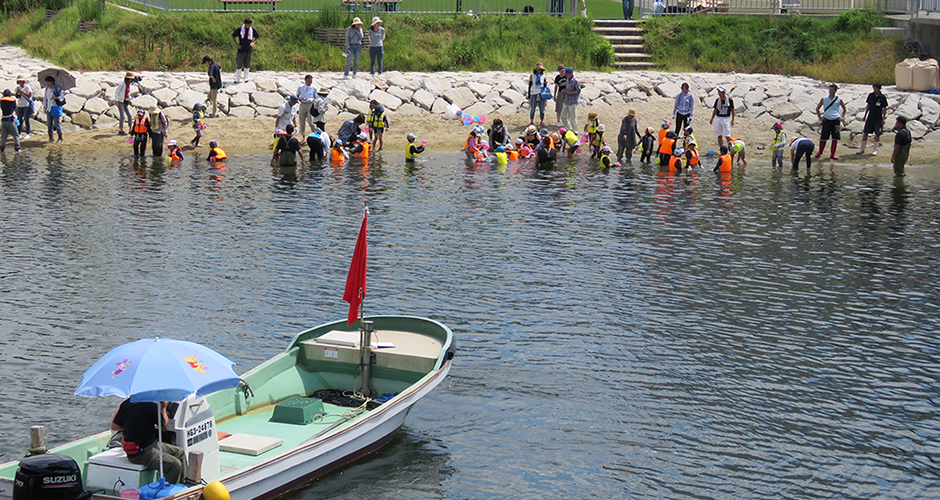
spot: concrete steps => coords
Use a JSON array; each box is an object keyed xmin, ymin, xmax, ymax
[{"xmin": 593, "ymin": 19, "xmax": 657, "ymax": 70}]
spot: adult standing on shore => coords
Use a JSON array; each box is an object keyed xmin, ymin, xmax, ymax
[
  {"xmin": 622, "ymin": 0, "xmax": 634, "ymax": 19},
  {"xmin": 527, "ymin": 62, "xmax": 548, "ymax": 127},
  {"xmin": 311, "ymin": 88, "xmax": 330, "ymax": 133},
  {"xmin": 814, "ymin": 83, "xmax": 846, "ymax": 160},
  {"xmin": 561, "ymin": 67, "xmax": 580, "ymax": 132},
  {"xmin": 232, "ymin": 18, "xmax": 258, "ymax": 84},
  {"xmin": 709, "ymin": 85, "xmax": 734, "ymax": 150},
  {"xmin": 617, "ymin": 108, "xmax": 641, "ymax": 162},
  {"xmin": 368, "ymin": 17, "xmax": 386, "ymax": 76},
  {"xmin": 114, "ymin": 72, "xmax": 137, "ymax": 136},
  {"xmin": 203, "ymin": 56, "xmax": 222, "ymax": 118},
  {"xmin": 344, "ymin": 18, "xmax": 364, "ymax": 80},
  {"xmin": 553, "ymin": 64, "xmax": 567, "ymax": 127},
  {"xmin": 857, "ymin": 83, "xmax": 888, "ymax": 156},
  {"xmin": 891, "ymin": 116, "xmax": 911, "ymax": 177},
  {"xmin": 14, "ymin": 75, "xmax": 32, "ymax": 140},
  {"xmin": 672, "ymin": 82, "xmax": 693, "ymax": 134},
  {"xmin": 296, "ymin": 74, "xmax": 317, "ymax": 137},
  {"xmin": 43, "ymin": 76, "xmax": 64, "ymax": 143}
]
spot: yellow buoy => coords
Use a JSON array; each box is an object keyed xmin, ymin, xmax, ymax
[{"xmin": 202, "ymin": 481, "xmax": 230, "ymax": 500}]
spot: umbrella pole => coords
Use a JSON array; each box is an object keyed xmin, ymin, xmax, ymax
[{"xmin": 156, "ymin": 403, "xmax": 165, "ymax": 481}]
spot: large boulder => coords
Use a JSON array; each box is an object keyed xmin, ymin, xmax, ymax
[
  {"xmin": 83, "ymin": 97, "xmax": 109, "ymax": 115},
  {"xmin": 411, "ymin": 88, "xmax": 435, "ymax": 110},
  {"xmin": 369, "ymin": 89, "xmax": 402, "ymax": 111},
  {"xmin": 430, "ymin": 98, "xmax": 449, "ymax": 114},
  {"xmin": 386, "ymin": 86, "xmax": 413, "ymax": 102},
  {"xmin": 654, "ymin": 81, "xmax": 681, "ymax": 98},
  {"xmin": 70, "ymin": 111, "xmax": 92, "ymax": 128},
  {"xmin": 397, "ymin": 103, "xmax": 424, "ymax": 115},
  {"xmin": 467, "ymin": 81, "xmax": 492, "ymax": 98},
  {"xmin": 227, "ymin": 106, "xmax": 255, "ymax": 118},
  {"xmin": 462, "ymin": 101, "xmax": 493, "ymax": 117},
  {"xmin": 920, "ymin": 96, "xmax": 940, "ymax": 126},
  {"xmin": 422, "ymin": 78, "xmax": 449, "ymax": 95},
  {"xmin": 908, "ymin": 119, "xmax": 928, "ymax": 139},
  {"xmin": 443, "ymin": 86, "xmax": 476, "ymax": 109},
  {"xmin": 62, "ymin": 95, "xmax": 86, "ymax": 115},
  {"xmin": 151, "ymin": 88, "xmax": 178, "ymax": 108},
  {"xmin": 229, "ymin": 92, "xmax": 251, "ymax": 108},
  {"xmin": 176, "ymin": 89, "xmax": 206, "ymax": 109},
  {"xmin": 345, "ymin": 99, "xmax": 370, "ymax": 116},
  {"xmin": 162, "ymin": 105, "xmax": 192, "ymax": 122},
  {"xmin": 580, "ymin": 86, "xmax": 602, "ymax": 102},
  {"xmin": 251, "ymin": 91, "xmax": 285, "ymax": 110},
  {"xmin": 131, "ymin": 94, "xmax": 158, "ymax": 110},
  {"xmin": 93, "ymin": 114, "xmax": 118, "ymax": 129},
  {"xmin": 71, "ymin": 78, "xmax": 101, "ymax": 99},
  {"xmin": 501, "ymin": 89, "xmax": 526, "ymax": 106},
  {"xmin": 896, "ymin": 95, "xmax": 922, "ymax": 121}
]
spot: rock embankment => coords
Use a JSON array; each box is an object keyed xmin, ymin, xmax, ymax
[{"xmin": 2, "ymin": 45, "xmax": 938, "ymax": 143}]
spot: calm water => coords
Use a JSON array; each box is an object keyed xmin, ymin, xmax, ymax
[{"xmin": 0, "ymin": 150, "xmax": 938, "ymax": 499}]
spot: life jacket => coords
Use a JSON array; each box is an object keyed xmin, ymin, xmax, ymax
[
  {"xmin": 563, "ymin": 130, "xmax": 578, "ymax": 146},
  {"xmin": 770, "ymin": 131, "xmax": 785, "ymax": 152},
  {"xmin": 600, "ymin": 153, "xmax": 611, "ymax": 168},
  {"xmin": 687, "ymin": 148, "xmax": 699, "ymax": 166},
  {"xmin": 658, "ymin": 128, "xmax": 668, "ymax": 144},
  {"xmin": 168, "ymin": 148, "xmax": 183, "ymax": 161},
  {"xmin": 368, "ymin": 109, "xmax": 386, "ymax": 130},
  {"xmin": 718, "ymin": 154, "xmax": 732, "ymax": 172},
  {"xmin": 586, "ymin": 118, "xmax": 598, "ymax": 134},
  {"xmin": 658, "ymin": 137, "xmax": 675, "ymax": 155},
  {"xmin": 356, "ymin": 141, "xmax": 370, "ymax": 158},
  {"xmin": 133, "ymin": 116, "xmax": 149, "ymax": 134},
  {"xmin": 405, "ymin": 142, "xmax": 420, "ymax": 160},
  {"xmin": 591, "ymin": 132, "xmax": 604, "ymax": 147},
  {"xmin": 192, "ymin": 110, "xmax": 204, "ymax": 126},
  {"xmin": 331, "ymin": 147, "xmax": 346, "ymax": 162},
  {"xmin": 518, "ymin": 145, "xmax": 532, "ymax": 158},
  {"xmin": 668, "ymin": 155, "xmax": 682, "ymax": 172},
  {"xmin": 683, "ymin": 133, "xmax": 697, "ymax": 149},
  {"xmin": 209, "ymin": 147, "xmax": 227, "ymax": 160},
  {"xmin": 464, "ymin": 135, "xmax": 483, "ymax": 159},
  {"xmin": 508, "ymin": 150, "xmax": 519, "ymax": 161},
  {"xmin": 494, "ymin": 151, "xmax": 508, "ymax": 164}
]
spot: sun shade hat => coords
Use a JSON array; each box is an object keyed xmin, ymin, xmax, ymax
[
  {"xmin": 407, "ymin": 133, "xmax": 416, "ymax": 141},
  {"xmin": 125, "ymin": 72, "xmax": 135, "ymax": 79},
  {"xmin": 371, "ymin": 16, "xmax": 382, "ymax": 25},
  {"xmin": 352, "ymin": 17, "xmax": 363, "ymax": 25},
  {"xmin": 318, "ymin": 87, "xmax": 329, "ymax": 95},
  {"xmin": 597, "ymin": 124, "xmax": 606, "ymax": 132},
  {"xmin": 16, "ymin": 75, "xmax": 25, "ymax": 82},
  {"xmin": 627, "ymin": 108, "xmax": 636, "ymax": 117},
  {"xmin": 716, "ymin": 85, "xmax": 726, "ymax": 92},
  {"xmin": 168, "ymin": 139, "xmax": 177, "ymax": 146},
  {"xmin": 526, "ymin": 125, "xmax": 537, "ymax": 134}
]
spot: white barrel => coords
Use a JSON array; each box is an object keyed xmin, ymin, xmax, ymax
[{"xmin": 895, "ymin": 58, "xmax": 916, "ymax": 91}]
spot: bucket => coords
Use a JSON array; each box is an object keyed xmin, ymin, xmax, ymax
[{"xmin": 120, "ymin": 488, "xmax": 140, "ymax": 499}]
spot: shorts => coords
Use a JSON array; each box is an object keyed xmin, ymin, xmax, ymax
[
  {"xmin": 863, "ymin": 119, "xmax": 883, "ymax": 135},
  {"xmin": 713, "ymin": 116, "xmax": 732, "ymax": 137},
  {"xmin": 820, "ymin": 119, "xmax": 841, "ymax": 141},
  {"xmin": 235, "ymin": 51, "xmax": 252, "ymax": 69},
  {"xmin": 555, "ymin": 98, "xmax": 564, "ymax": 114}
]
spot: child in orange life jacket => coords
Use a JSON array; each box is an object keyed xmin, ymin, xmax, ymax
[
  {"xmin": 667, "ymin": 147, "xmax": 685, "ymax": 172},
  {"xmin": 658, "ymin": 130, "xmax": 677, "ymax": 165},
  {"xmin": 713, "ymin": 145, "xmax": 733, "ymax": 172},
  {"xmin": 464, "ymin": 125, "xmax": 485, "ymax": 161},
  {"xmin": 506, "ymin": 142, "xmax": 519, "ymax": 161},
  {"xmin": 132, "ymin": 108, "xmax": 150, "ymax": 157},
  {"xmin": 515, "ymin": 138, "xmax": 533, "ymax": 158},
  {"xmin": 331, "ymin": 139, "xmax": 349, "ymax": 163},
  {"xmin": 589, "ymin": 123, "xmax": 606, "ymax": 158},
  {"xmin": 166, "ymin": 139, "xmax": 184, "ymax": 161},
  {"xmin": 657, "ymin": 120, "xmax": 670, "ymax": 153},
  {"xmin": 347, "ymin": 132, "xmax": 370, "ymax": 158},
  {"xmin": 206, "ymin": 140, "xmax": 228, "ymax": 162},
  {"xmin": 685, "ymin": 140, "xmax": 700, "ymax": 168},
  {"xmin": 639, "ymin": 127, "xmax": 655, "ymax": 164}
]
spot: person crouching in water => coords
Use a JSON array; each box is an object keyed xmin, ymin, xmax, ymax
[
  {"xmin": 206, "ymin": 140, "xmax": 227, "ymax": 162},
  {"xmin": 166, "ymin": 139, "xmax": 183, "ymax": 161},
  {"xmin": 405, "ymin": 133, "xmax": 425, "ymax": 161},
  {"xmin": 729, "ymin": 137, "xmax": 747, "ymax": 166},
  {"xmin": 493, "ymin": 145, "xmax": 508, "ymax": 164},
  {"xmin": 536, "ymin": 134, "xmax": 556, "ymax": 168},
  {"xmin": 132, "ymin": 109, "xmax": 150, "ymax": 157},
  {"xmin": 331, "ymin": 140, "xmax": 349, "ymax": 164},
  {"xmin": 685, "ymin": 140, "xmax": 700, "ymax": 168},
  {"xmin": 464, "ymin": 126, "xmax": 485, "ymax": 161},
  {"xmin": 713, "ymin": 145, "xmax": 732, "ymax": 172},
  {"xmin": 590, "ymin": 124, "xmax": 606, "ymax": 159},
  {"xmin": 599, "ymin": 144, "xmax": 618, "ymax": 169},
  {"xmin": 273, "ymin": 125, "xmax": 304, "ymax": 167},
  {"xmin": 515, "ymin": 138, "xmax": 533, "ymax": 158},
  {"xmin": 348, "ymin": 132, "xmax": 370, "ymax": 159},
  {"xmin": 559, "ymin": 127, "xmax": 580, "ymax": 158},
  {"xmin": 667, "ymin": 147, "xmax": 685, "ymax": 172},
  {"xmin": 639, "ymin": 127, "xmax": 655, "ymax": 164}
]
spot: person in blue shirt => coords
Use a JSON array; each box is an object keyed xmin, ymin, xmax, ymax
[{"xmin": 672, "ymin": 82, "xmax": 694, "ymax": 134}]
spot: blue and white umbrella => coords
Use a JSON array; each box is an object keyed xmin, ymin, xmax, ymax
[{"xmin": 75, "ymin": 338, "xmax": 240, "ymax": 483}]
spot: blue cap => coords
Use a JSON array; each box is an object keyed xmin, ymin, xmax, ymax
[
  {"xmin": 495, "ymin": 146, "xmax": 505, "ymax": 152},
  {"xmin": 565, "ymin": 67, "xmax": 573, "ymax": 74}
]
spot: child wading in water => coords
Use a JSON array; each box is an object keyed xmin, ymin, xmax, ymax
[
  {"xmin": 639, "ymin": 127, "xmax": 655, "ymax": 164},
  {"xmin": 190, "ymin": 103, "xmax": 206, "ymax": 147}
]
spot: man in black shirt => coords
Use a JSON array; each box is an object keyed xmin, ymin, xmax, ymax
[
  {"xmin": 203, "ymin": 56, "xmax": 222, "ymax": 118},
  {"xmin": 857, "ymin": 83, "xmax": 888, "ymax": 156},
  {"xmin": 111, "ymin": 399, "xmax": 187, "ymax": 484},
  {"xmin": 274, "ymin": 124, "xmax": 305, "ymax": 167},
  {"xmin": 891, "ymin": 116, "xmax": 911, "ymax": 177},
  {"xmin": 553, "ymin": 64, "xmax": 567, "ymax": 127}
]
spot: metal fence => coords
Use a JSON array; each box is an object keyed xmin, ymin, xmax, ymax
[
  {"xmin": 114, "ymin": 0, "xmax": 577, "ymax": 14},
  {"xmin": 635, "ymin": 0, "xmax": 910, "ymax": 14},
  {"xmin": 921, "ymin": 0, "xmax": 940, "ymax": 13}
]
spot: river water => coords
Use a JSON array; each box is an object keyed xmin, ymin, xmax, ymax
[{"xmin": 0, "ymin": 150, "xmax": 938, "ymax": 499}]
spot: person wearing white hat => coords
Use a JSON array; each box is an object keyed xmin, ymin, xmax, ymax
[
  {"xmin": 368, "ymin": 17, "xmax": 386, "ymax": 76},
  {"xmin": 14, "ymin": 75, "xmax": 32, "ymax": 140},
  {"xmin": 709, "ymin": 85, "xmax": 734, "ymax": 150},
  {"xmin": 344, "ymin": 17, "xmax": 364, "ymax": 79}
]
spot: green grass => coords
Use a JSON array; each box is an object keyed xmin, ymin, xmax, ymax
[
  {"xmin": 0, "ymin": 7, "xmax": 615, "ymax": 71},
  {"xmin": 644, "ymin": 9, "xmax": 908, "ymax": 84}
]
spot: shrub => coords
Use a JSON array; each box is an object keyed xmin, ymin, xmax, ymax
[{"xmin": 77, "ymin": 0, "xmax": 101, "ymax": 21}]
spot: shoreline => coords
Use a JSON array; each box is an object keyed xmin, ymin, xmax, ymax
[{"xmin": 2, "ymin": 44, "xmax": 938, "ymax": 163}]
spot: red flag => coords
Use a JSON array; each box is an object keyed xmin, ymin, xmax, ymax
[{"xmin": 343, "ymin": 211, "xmax": 368, "ymax": 326}]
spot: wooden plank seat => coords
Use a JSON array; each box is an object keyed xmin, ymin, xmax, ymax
[
  {"xmin": 218, "ymin": 0, "xmax": 282, "ymax": 11},
  {"xmin": 339, "ymin": 0, "xmax": 402, "ymax": 12}
]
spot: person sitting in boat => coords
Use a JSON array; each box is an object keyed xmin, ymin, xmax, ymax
[{"xmin": 111, "ymin": 399, "xmax": 188, "ymax": 484}]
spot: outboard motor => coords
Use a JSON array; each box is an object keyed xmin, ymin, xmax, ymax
[{"xmin": 12, "ymin": 453, "xmax": 89, "ymax": 500}]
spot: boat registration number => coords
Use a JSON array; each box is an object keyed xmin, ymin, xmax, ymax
[
  {"xmin": 324, "ymin": 347, "xmax": 339, "ymax": 359},
  {"xmin": 187, "ymin": 419, "xmax": 214, "ymax": 447}
]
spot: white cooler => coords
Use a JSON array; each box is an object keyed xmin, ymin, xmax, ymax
[{"xmin": 86, "ymin": 447, "xmax": 157, "ymax": 493}]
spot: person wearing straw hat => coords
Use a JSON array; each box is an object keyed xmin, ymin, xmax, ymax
[
  {"xmin": 114, "ymin": 72, "xmax": 139, "ymax": 136},
  {"xmin": 368, "ymin": 17, "xmax": 386, "ymax": 76},
  {"xmin": 527, "ymin": 63, "xmax": 548, "ymax": 127},
  {"xmin": 311, "ymin": 87, "xmax": 330, "ymax": 133},
  {"xmin": 14, "ymin": 75, "xmax": 32, "ymax": 140},
  {"xmin": 344, "ymin": 17, "xmax": 364, "ymax": 79},
  {"xmin": 148, "ymin": 104, "xmax": 168, "ymax": 158},
  {"xmin": 231, "ymin": 18, "xmax": 259, "ymax": 84},
  {"xmin": 617, "ymin": 108, "xmax": 641, "ymax": 163}
]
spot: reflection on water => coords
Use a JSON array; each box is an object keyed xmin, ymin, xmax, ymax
[{"xmin": 1, "ymin": 151, "xmax": 939, "ymax": 499}]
